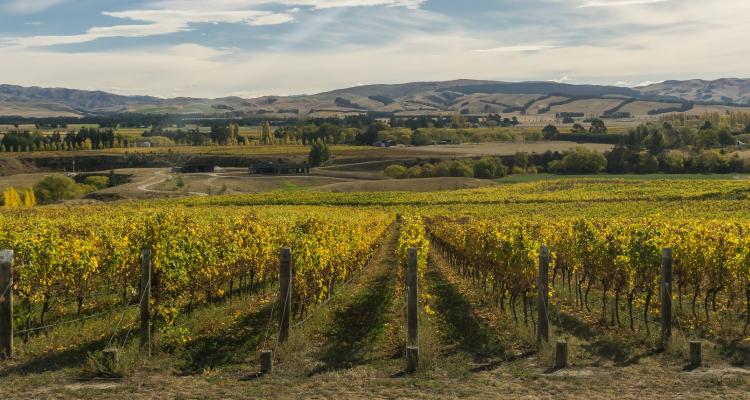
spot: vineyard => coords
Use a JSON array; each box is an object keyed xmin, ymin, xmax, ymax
[
  {"xmin": 429, "ymin": 216, "xmax": 750, "ymax": 338},
  {"xmin": 0, "ymin": 178, "xmax": 749, "ymax": 398},
  {"xmin": 0, "ymin": 207, "xmax": 389, "ymax": 343}
]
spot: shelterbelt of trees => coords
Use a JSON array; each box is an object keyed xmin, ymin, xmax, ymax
[
  {"xmin": 0, "ymin": 114, "xmax": 521, "ymax": 152},
  {"xmin": 2, "ymin": 111, "xmax": 750, "ymax": 156}
]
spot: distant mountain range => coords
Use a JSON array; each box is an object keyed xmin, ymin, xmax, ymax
[{"xmin": 1, "ymin": 78, "xmax": 749, "ymax": 118}]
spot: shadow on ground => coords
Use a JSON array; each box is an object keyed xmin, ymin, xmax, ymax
[
  {"xmin": 0, "ymin": 334, "xmax": 125, "ymax": 377},
  {"xmin": 425, "ymin": 266, "xmax": 511, "ymax": 366},
  {"xmin": 308, "ymin": 265, "xmax": 396, "ymax": 376},
  {"xmin": 555, "ymin": 310, "xmax": 654, "ymax": 366},
  {"xmin": 717, "ymin": 338, "xmax": 750, "ymax": 367},
  {"xmin": 179, "ymin": 303, "xmax": 273, "ymax": 374}
]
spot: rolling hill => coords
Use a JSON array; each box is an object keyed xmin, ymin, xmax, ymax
[{"xmin": 1, "ymin": 78, "xmax": 749, "ymax": 119}]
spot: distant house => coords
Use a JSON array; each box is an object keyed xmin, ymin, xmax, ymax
[{"xmin": 249, "ymin": 162, "xmax": 311, "ymax": 175}]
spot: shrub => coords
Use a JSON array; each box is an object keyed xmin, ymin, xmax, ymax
[
  {"xmin": 384, "ymin": 164, "xmax": 407, "ymax": 178},
  {"xmin": 692, "ymin": 150, "xmax": 728, "ymax": 173},
  {"xmin": 34, "ymin": 174, "xmax": 95, "ymax": 204},
  {"xmin": 406, "ymin": 165, "xmax": 423, "ymax": 178},
  {"xmin": 551, "ymin": 147, "xmax": 607, "ymax": 174},
  {"xmin": 83, "ymin": 176, "xmax": 110, "ymax": 189},
  {"xmin": 660, "ymin": 152, "xmax": 686, "ymax": 173},
  {"xmin": 378, "ymin": 128, "xmax": 412, "ymax": 145},
  {"xmin": 525, "ymin": 130, "xmax": 543, "ymax": 142},
  {"xmin": 474, "ymin": 157, "xmax": 507, "ymax": 179},
  {"xmin": 513, "ymin": 152, "xmax": 530, "ymax": 169},
  {"xmin": 448, "ymin": 161, "xmax": 474, "ymax": 178},
  {"xmin": 636, "ymin": 152, "xmax": 659, "ymax": 174}
]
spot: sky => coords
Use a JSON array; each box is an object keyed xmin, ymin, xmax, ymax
[{"xmin": 0, "ymin": 0, "xmax": 747, "ymax": 98}]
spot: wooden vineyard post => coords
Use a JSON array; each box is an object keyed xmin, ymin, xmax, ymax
[
  {"xmin": 406, "ymin": 248, "xmax": 419, "ymax": 372},
  {"xmin": 103, "ymin": 348, "xmax": 120, "ymax": 373},
  {"xmin": 0, "ymin": 250, "xmax": 13, "ymax": 360},
  {"xmin": 689, "ymin": 341, "xmax": 702, "ymax": 367},
  {"xmin": 260, "ymin": 350, "xmax": 273, "ymax": 374},
  {"xmin": 140, "ymin": 248, "xmax": 152, "ymax": 356},
  {"xmin": 661, "ymin": 248, "xmax": 673, "ymax": 348},
  {"xmin": 406, "ymin": 346, "xmax": 419, "ymax": 373},
  {"xmin": 538, "ymin": 245, "xmax": 550, "ymax": 344},
  {"xmin": 279, "ymin": 248, "xmax": 292, "ymax": 344},
  {"xmin": 554, "ymin": 340, "xmax": 568, "ymax": 369}
]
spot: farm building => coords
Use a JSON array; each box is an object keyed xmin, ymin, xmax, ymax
[
  {"xmin": 172, "ymin": 164, "xmax": 216, "ymax": 173},
  {"xmin": 249, "ymin": 162, "xmax": 311, "ymax": 175}
]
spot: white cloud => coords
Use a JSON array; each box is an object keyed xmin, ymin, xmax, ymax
[
  {"xmin": 578, "ymin": 0, "xmax": 672, "ymax": 8},
  {"xmin": 102, "ymin": 9, "xmax": 294, "ymax": 26},
  {"xmin": 3, "ymin": 0, "xmax": 65, "ymax": 14},
  {"xmin": 3, "ymin": 9, "xmax": 294, "ymax": 48},
  {"xmin": 473, "ymin": 45, "xmax": 555, "ymax": 53},
  {"xmin": 0, "ymin": 0, "xmax": 748, "ymax": 98},
  {"xmin": 1, "ymin": 16, "xmax": 747, "ymax": 99},
  {"xmin": 2, "ymin": 0, "xmax": 422, "ymax": 48},
  {"xmin": 154, "ymin": 0, "xmax": 425, "ymax": 10}
]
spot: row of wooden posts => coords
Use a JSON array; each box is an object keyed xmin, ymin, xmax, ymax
[
  {"xmin": 0, "ymin": 244, "xmax": 702, "ymax": 370},
  {"xmin": 537, "ymin": 245, "xmax": 701, "ymax": 368},
  {"xmin": 0, "ymin": 248, "xmax": 156, "ymax": 361},
  {"xmin": 261, "ymin": 247, "xmax": 421, "ymax": 374}
]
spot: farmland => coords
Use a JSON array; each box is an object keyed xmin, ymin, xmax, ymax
[
  {"xmin": 1, "ymin": 92, "xmax": 750, "ymax": 400},
  {"xmin": 0, "ymin": 179, "xmax": 748, "ymax": 399},
  {"xmin": 3, "ymin": 0, "xmax": 750, "ymax": 394}
]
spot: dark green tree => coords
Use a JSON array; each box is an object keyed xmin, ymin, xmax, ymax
[
  {"xmin": 717, "ymin": 129, "xmax": 735, "ymax": 146},
  {"xmin": 210, "ymin": 124, "xmax": 230, "ymax": 144},
  {"xmin": 589, "ymin": 118, "xmax": 607, "ymax": 134},
  {"xmin": 605, "ymin": 146, "xmax": 631, "ymax": 173},
  {"xmin": 571, "ymin": 123, "xmax": 587, "ymax": 134},
  {"xmin": 309, "ymin": 142, "xmax": 331, "ymax": 167},
  {"xmin": 644, "ymin": 130, "xmax": 665, "ymax": 155},
  {"xmin": 542, "ymin": 124, "xmax": 559, "ymax": 140}
]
